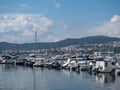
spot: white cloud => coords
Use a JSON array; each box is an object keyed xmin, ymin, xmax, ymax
[
  {"xmin": 0, "ymin": 14, "xmax": 54, "ymax": 43},
  {"xmin": 39, "ymin": 31, "xmax": 60, "ymax": 42},
  {"xmin": 46, "ymin": 35, "xmax": 59, "ymax": 42},
  {"xmin": 88, "ymin": 15, "xmax": 120, "ymax": 37},
  {"xmin": 55, "ymin": 2, "xmax": 61, "ymax": 9},
  {"xmin": 110, "ymin": 15, "xmax": 120, "ymax": 23}
]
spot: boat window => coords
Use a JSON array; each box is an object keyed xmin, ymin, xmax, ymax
[
  {"xmin": 105, "ymin": 62, "xmax": 107, "ymax": 67},
  {"xmin": 112, "ymin": 62, "xmax": 115, "ymax": 65}
]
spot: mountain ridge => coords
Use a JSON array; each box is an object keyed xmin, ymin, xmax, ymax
[{"xmin": 0, "ymin": 36, "xmax": 120, "ymax": 51}]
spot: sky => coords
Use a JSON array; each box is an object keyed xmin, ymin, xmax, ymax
[{"xmin": 0, "ymin": 0, "xmax": 120, "ymax": 43}]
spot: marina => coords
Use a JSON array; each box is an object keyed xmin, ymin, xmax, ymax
[
  {"xmin": 0, "ymin": 53, "xmax": 120, "ymax": 90},
  {"xmin": 0, "ymin": 53, "xmax": 120, "ymax": 73},
  {"xmin": 0, "ymin": 0, "xmax": 120, "ymax": 90}
]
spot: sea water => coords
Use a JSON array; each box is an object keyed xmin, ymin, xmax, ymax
[{"xmin": 0, "ymin": 64, "xmax": 120, "ymax": 90}]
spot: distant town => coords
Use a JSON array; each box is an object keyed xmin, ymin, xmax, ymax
[{"xmin": 2, "ymin": 41, "xmax": 120, "ymax": 58}]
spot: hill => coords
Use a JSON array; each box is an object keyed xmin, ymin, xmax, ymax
[{"xmin": 0, "ymin": 36, "xmax": 120, "ymax": 51}]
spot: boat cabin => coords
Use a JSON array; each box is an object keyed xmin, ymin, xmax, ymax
[{"xmin": 95, "ymin": 58, "xmax": 115, "ymax": 73}]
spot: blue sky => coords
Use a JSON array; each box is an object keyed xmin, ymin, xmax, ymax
[{"xmin": 0, "ymin": 0, "xmax": 120, "ymax": 43}]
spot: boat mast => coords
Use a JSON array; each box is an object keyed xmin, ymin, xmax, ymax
[
  {"xmin": 35, "ymin": 31, "xmax": 37, "ymax": 44},
  {"xmin": 34, "ymin": 31, "xmax": 37, "ymax": 54}
]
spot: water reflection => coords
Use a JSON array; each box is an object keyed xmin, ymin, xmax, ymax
[
  {"xmin": 62, "ymin": 69, "xmax": 81, "ymax": 79},
  {"xmin": 96, "ymin": 73, "xmax": 115, "ymax": 85},
  {"xmin": 1, "ymin": 64, "xmax": 17, "ymax": 72},
  {"xmin": 0, "ymin": 65, "xmax": 120, "ymax": 90}
]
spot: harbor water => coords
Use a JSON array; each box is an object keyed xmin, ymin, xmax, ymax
[{"xmin": 0, "ymin": 64, "xmax": 120, "ymax": 90}]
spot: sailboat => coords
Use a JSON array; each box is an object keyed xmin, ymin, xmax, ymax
[{"xmin": 25, "ymin": 31, "xmax": 45, "ymax": 67}]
